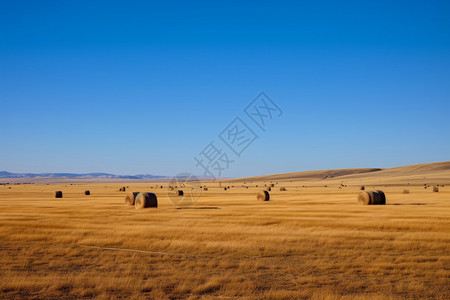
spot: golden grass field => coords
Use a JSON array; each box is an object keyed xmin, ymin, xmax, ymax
[{"xmin": 1, "ymin": 163, "xmax": 449, "ymax": 299}]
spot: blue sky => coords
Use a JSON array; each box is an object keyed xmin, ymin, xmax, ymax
[{"xmin": 1, "ymin": 0, "xmax": 449, "ymax": 177}]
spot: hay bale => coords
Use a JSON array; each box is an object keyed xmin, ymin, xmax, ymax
[
  {"xmin": 125, "ymin": 192, "xmax": 140, "ymax": 206},
  {"xmin": 55, "ymin": 191, "xmax": 63, "ymax": 198},
  {"xmin": 257, "ymin": 190, "xmax": 270, "ymax": 201},
  {"xmin": 357, "ymin": 191, "xmax": 371, "ymax": 205},
  {"xmin": 135, "ymin": 192, "xmax": 158, "ymax": 209},
  {"xmin": 360, "ymin": 186, "xmax": 365, "ymax": 191},
  {"xmin": 357, "ymin": 190, "xmax": 386, "ymax": 205},
  {"xmin": 403, "ymin": 189, "xmax": 410, "ymax": 194},
  {"xmin": 280, "ymin": 187, "xmax": 286, "ymax": 191},
  {"xmin": 85, "ymin": 190, "xmax": 90, "ymax": 195},
  {"xmin": 375, "ymin": 190, "xmax": 386, "ymax": 204},
  {"xmin": 433, "ymin": 186, "xmax": 439, "ymax": 192},
  {"xmin": 177, "ymin": 190, "xmax": 184, "ymax": 196}
]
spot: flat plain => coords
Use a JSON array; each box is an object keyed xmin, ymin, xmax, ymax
[{"xmin": 1, "ymin": 162, "xmax": 449, "ymax": 299}]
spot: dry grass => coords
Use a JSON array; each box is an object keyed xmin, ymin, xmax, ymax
[{"xmin": 0, "ymin": 183, "xmax": 449, "ymax": 299}]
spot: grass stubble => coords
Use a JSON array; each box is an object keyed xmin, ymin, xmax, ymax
[{"xmin": 0, "ymin": 183, "xmax": 449, "ymax": 299}]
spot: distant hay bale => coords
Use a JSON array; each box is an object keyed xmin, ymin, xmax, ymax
[
  {"xmin": 257, "ymin": 190, "xmax": 270, "ymax": 201},
  {"xmin": 360, "ymin": 186, "xmax": 365, "ymax": 191},
  {"xmin": 119, "ymin": 187, "xmax": 126, "ymax": 192},
  {"xmin": 433, "ymin": 186, "xmax": 439, "ymax": 192},
  {"xmin": 256, "ymin": 185, "xmax": 258, "ymax": 187},
  {"xmin": 403, "ymin": 189, "xmax": 410, "ymax": 194},
  {"xmin": 357, "ymin": 190, "xmax": 386, "ymax": 205},
  {"xmin": 55, "ymin": 191, "xmax": 63, "ymax": 198},
  {"xmin": 124, "ymin": 192, "xmax": 139, "ymax": 206},
  {"xmin": 280, "ymin": 187, "xmax": 286, "ymax": 191},
  {"xmin": 177, "ymin": 190, "xmax": 184, "ymax": 196},
  {"xmin": 85, "ymin": 190, "xmax": 90, "ymax": 195},
  {"xmin": 135, "ymin": 192, "xmax": 158, "ymax": 209}
]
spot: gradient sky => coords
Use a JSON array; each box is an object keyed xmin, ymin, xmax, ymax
[{"xmin": 1, "ymin": 0, "xmax": 449, "ymax": 178}]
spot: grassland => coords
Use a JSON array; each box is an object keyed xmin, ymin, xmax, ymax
[{"xmin": 0, "ymin": 179, "xmax": 449, "ymax": 299}]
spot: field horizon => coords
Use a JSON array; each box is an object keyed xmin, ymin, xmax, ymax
[{"xmin": 1, "ymin": 160, "xmax": 449, "ymax": 185}]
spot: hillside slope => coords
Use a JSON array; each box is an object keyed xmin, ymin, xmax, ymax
[{"xmin": 230, "ymin": 161, "xmax": 450, "ymax": 186}]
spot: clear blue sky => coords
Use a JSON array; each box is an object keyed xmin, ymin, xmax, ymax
[{"xmin": 1, "ymin": 0, "xmax": 449, "ymax": 177}]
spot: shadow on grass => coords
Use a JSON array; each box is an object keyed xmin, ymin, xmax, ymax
[
  {"xmin": 176, "ymin": 206, "xmax": 221, "ymax": 210},
  {"xmin": 389, "ymin": 203, "xmax": 427, "ymax": 205}
]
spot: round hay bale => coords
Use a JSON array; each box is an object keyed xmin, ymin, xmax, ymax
[
  {"xmin": 257, "ymin": 190, "xmax": 270, "ymax": 201},
  {"xmin": 135, "ymin": 192, "xmax": 158, "ymax": 209},
  {"xmin": 403, "ymin": 189, "xmax": 410, "ymax": 194},
  {"xmin": 177, "ymin": 190, "xmax": 184, "ymax": 196},
  {"xmin": 357, "ymin": 190, "xmax": 386, "ymax": 205},
  {"xmin": 360, "ymin": 186, "xmax": 365, "ymax": 191},
  {"xmin": 125, "ymin": 192, "xmax": 140, "ymax": 206},
  {"xmin": 357, "ymin": 191, "xmax": 371, "ymax": 205},
  {"xmin": 85, "ymin": 190, "xmax": 90, "ymax": 195},
  {"xmin": 433, "ymin": 186, "xmax": 439, "ymax": 192},
  {"xmin": 373, "ymin": 190, "xmax": 386, "ymax": 205},
  {"xmin": 280, "ymin": 187, "xmax": 286, "ymax": 191},
  {"xmin": 55, "ymin": 191, "xmax": 63, "ymax": 198}
]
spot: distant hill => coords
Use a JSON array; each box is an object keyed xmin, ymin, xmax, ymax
[
  {"xmin": 1, "ymin": 161, "xmax": 449, "ymax": 185},
  {"xmin": 228, "ymin": 161, "xmax": 450, "ymax": 185},
  {"xmin": 0, "ymin": 171, "xmax": 166, "ymax": 180}
]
